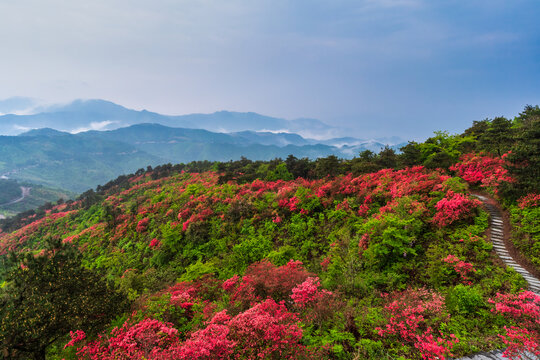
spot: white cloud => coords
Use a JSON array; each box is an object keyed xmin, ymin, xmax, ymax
[
  {"xmin": 70, "ymin": 120, "xmax": 118, "ymax": 134},
  {"xmin": 13, "ymin": 125, "xmax": 37, "ymax": 132}
]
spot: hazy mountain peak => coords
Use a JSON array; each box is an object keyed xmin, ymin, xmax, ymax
[
  {"xmin": 0, "ymin": 97, "xmax": 37, "ymax": 115},
  {"xmin": 42, "ymin": 99, "xmax": 131, "ymax": 115},
  {"xmin": 18, "ymin": 128, "xmax": 70, "ymax": 137},
  {"xmin": 0, "ymin": 98, "xmax": 348, "ymax": 139}
]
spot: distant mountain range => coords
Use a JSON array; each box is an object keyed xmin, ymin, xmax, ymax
[
  {"xmin": 0, "ymin": 98, "xmax": 404, "ymax": 144},
  {"xmin": 0, "ymin": 99, "xmax": 344, "ymax": 139},
  {"xmin": 0, "ymin": 98, "xmax": 406, "ymax": 193}
]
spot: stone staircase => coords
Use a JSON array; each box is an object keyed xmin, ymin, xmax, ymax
[
  {"xmin": 474, "ymin": 195, "xmax": 540, "ymax": 295},
  {"xmin": 456, "ymin": 195, "xmax": 539, "ymax": 360}
]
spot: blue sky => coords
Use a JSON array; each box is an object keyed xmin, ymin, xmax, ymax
[{"xmin": 0, "ymin": 0, "xmax": 538, "ymax": 140}]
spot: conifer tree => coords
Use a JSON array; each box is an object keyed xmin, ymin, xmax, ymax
[{"xmin": 0, "ymin": 239, "xmax": 128, "ymax": 360}]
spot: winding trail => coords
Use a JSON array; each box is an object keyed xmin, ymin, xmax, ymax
[
  {"xmin": 474, "ymin": 194, "xmax": 540, "ymax": 294},
  {"xmin": 0, "ymin": 186, "xmax": 30, "ymax": 207},
  {"xmin": 456, "ymin": 195, "xmax": 539, "ymax": 360}
]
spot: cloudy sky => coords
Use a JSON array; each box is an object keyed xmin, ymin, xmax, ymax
[{"xmin": 0, "ymin": 0, "xmax": 538, "ymax": 139}]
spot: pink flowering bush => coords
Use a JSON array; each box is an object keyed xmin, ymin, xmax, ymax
[
  {"xmin": 224, "ymin": 260, "xmax": 312, "ymax": 308},
  {"xmin": 489, "ymin": 291, "xmax": 540, "ymax": 359},
  {"xmin": 149, "ymin": 238, "xmax": 161, "ymax": 249},
  {"xmin": 136, "ymin": 218, "xmax": 150, "ymax": 233},
  {"xmin": 226, "ymin": 299, "xmax": 309, "ymax": 359},
  {"xmin": 290, "ymin": 277, "xmax": 333, "ymax": 308},
  {"xmin": 171, "ymin": 323, "xmax": 235, "ymax": 359},
  {"xmin": 450, "ymin": 152, "xmax": 514, "ymax": 192},
  {"xmin": 518, "ymin": 193, "xmax": 540, "ymax": 209},
  {"xmin": 66, "ymin": 318, "xmax": 180, "ymax": 359},
  {"xmin": 432, "ymin": 191, "xmax": 481, "ymax": 227},
  {"xmin": 442, "ymin": 254, "xmax": 476, "ymax": 284},
  {"xmin": 376, "ymin": 288, "xmax": 458, "ymax": 360},
  {"xmin": 67, "ymin": 299, "xmax": 311, "ymax": 359}
]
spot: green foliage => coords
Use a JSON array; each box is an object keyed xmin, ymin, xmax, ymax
[
  {"xmin": 446, "ymin": 284, "xmax": 487, "ymax": 315},
  {"xmin": 417, "ymin": 131, "xmax": 476, "ymax": 169},
  {"xmin": 502, "ymin": 105, "xmax": 540, "ymax": 199},
  {"xmin": 0, "ymin": 149, "xmax": 535, "ymax": 358},
  {"xmin": 478, "ymin": 117, "xmax": 515, "ymax": 156},
  {"xmin": 0, "ymin": 239, "xmax": 128, "ymax": 359},
  {"xmin": 510, "ymin": 204, "xmax": 540, "ymax": 270}
]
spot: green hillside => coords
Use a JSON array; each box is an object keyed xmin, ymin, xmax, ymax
[
  {"xmin": 0, "ymin": 106, "xmax": 538, "ymax": 359},
  {"xmin": 0, "ymin": 132, "xmax": 162, "ymax": 192},
  {"xmin": 0, "ymin": 179, "xmax": 74, "ymax": 218}
]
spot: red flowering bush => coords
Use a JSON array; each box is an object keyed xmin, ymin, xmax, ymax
[
  {"xmin": 136, "ymin": 218, "xmax": 150, "ymax": 233},
  {"xmin": 432, "ymin": 191, "xmax": 481, "ymax": 227},
  {"xmin": 66, "ymin": 318, "xmax": 181, "ymax": 359},
  {"xmin": 67, "ymin": 300, "xmax": 310, "ymax": 359},
  {"xmin": 171, "ymin": 323, "xmax": 235, "ymax": 359},
  {"xmin": 376, "ymin": 288, "xmax": 458, "ymax": 360},
  {"xmin": 518, "ymin": 193, "xmax": 540, "ymax": 209},
  {"xmin": 442, "ymin": 254, "xmax": 476, "ymax": 284},
  {"xmin": 225, "ymin": 299, "xmax": 309, "ymax": 359},
  {"xmin": 450, "ymin": 152, "xmax": 513, "ymax": 191},
  {"xmin": 290, "ymin": 276, "xmax": 332, "ymax": 308},
  {"xmin": 489, "ymin": 291, "xmax": 540, "ymax": 359},
  {"xmin": 224, "ymin": 260, "xmax": 312, "ymax": 307},
  {"xmin": 149, "ymin": 238, "xmax": 161, "ymax": 249}
]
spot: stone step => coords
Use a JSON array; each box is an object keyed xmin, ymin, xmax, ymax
[{"xmin": 457, "ymin": 195, "xmax": 538, "ymax": 360}]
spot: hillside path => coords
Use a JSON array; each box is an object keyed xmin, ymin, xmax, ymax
[
  {"xmin": 474, "ymin": 194, "xmax": 540, "ymax": 294},
  {"xmin": 456, "ymin": 195, "xmax": 539, "ymax": 360},
  {"xmin": 0, "ymin": 186, "xmax": 31, "ymax": 207}
]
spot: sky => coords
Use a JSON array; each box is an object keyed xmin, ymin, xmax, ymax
[{"xmin": 0, "ymin": 0, "xmax": 539, "ymax": 140}]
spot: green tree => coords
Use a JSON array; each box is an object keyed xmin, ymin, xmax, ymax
[
  {"xmin": 376, "ymin": 146, "xmax": 398, "ymax": 169},
  {"xmin": 399, "ymin": 141, "xmax": 423, "ymax": 168},
  {"xmin": 350, "ymin": 150, "xmax": 381, "ymax": 174},
  {"xmin": 285, "ymin": 155, "xmax": 312, "ymax": 179},
  {"xmin": 417, "ymin": 131, "xmax": 476, "ymax": 169},
  {"xmin": 478, "ymin": 117, "xmax": 514, "ymax": 156},
  {"xmin": 502, "ymin": 105, "xmax": 540, "ymax": 199},
  {"xmin": 265, "ymin": 163, "xmax": 293, "ymax": 181},
  {"xmin": 0, "ymin": 239, "xmax": 128, "ymax": 360},
  {"xmin": 315, "ymin": 155, "xmax": 342, "ymax": 178},
  {"xmin": 463, "ymin": 118, "xmax": 490, "ymax": 138}
]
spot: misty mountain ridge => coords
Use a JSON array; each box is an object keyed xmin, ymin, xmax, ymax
[
  {"xmin": 7, "ymin": 122, "xmax": 405, "ymax": 193},
  {"xmin": 0, "ymin": 98, "xmax": 405, "ymax": 146}
]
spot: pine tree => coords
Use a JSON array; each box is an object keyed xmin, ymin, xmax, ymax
[{"xmin": 0, "ymin": 239, "xmax": 128, "ymax": 360}]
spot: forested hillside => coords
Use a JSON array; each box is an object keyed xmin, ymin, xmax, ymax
[{"xmin": 0, "ymin": 106, "xmax": 539, "ymax": 359}]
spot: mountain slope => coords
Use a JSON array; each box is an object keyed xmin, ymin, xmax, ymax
[
  {"xmin": 79, "ymin": 123, "xmax": 341, "ymax": 163},
  {"xmin": 0, "ymin": 131, "xmax": 162, "ymax": 192},
  {"xmin": 2, "ymin": 123, "xmax": 393, "ymax": 194},
  {"xmin": 0, "ymin": 166, "xmax": 531, "ymax": 359}
]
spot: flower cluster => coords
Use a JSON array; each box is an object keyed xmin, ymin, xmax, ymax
[
  {"xmin": 136, "ymin": 218, "xmax": 150, "ymax": 233},
  {"xmin": 290, "ymin": 276, "xmax": 333, "ymax": 308},
  {"xmin": 450, "ymin": 152, "xmax": 513, "ymax": 191},
  {"xmin": 224, "ymin": 260, "xmax": 312, "ymax": 307},
  {"xmin": 518, "ymin": 193, "xmax": 540, "ymax": 209},
  {"xmin": 66, "ymin": 299, "xmax": 309, "ymax": 359},
  {"xmin": 376, "ymin": 288, "xmax": 457, "ymax": 360},
  {"xmin": 432, "ymin": 191, "xmax": 480, "ymax": 227},
  {"xmin": 489, "ymin": 291, "xmax": 540, "ymax": 359},
  {"xmin": 442, "ymin": 254, "xmax": 476, "ymax": 283},
  {"xmin": 149, "ymin": 238, "xmax": 161, "ymax": 249}
]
